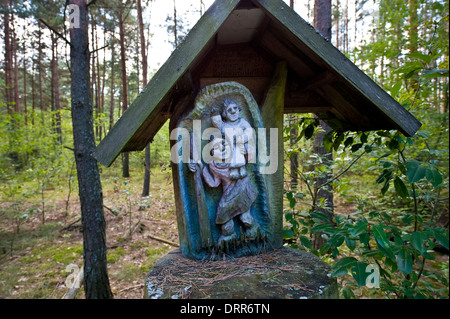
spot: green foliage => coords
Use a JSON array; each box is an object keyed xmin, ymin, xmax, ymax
[
  {"xmin": 284, "ymin": 110, "xmax": 448, "ymax": 297},
  {"xmin": 0, "ymin": 110, "xmax": 76, "ymax": 227},
  {"xmin": 283, "ymin": 3, "xmax": 449, "ymax": 297}
]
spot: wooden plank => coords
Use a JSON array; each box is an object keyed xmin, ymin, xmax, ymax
[
  {"xmin": 200, "ymin": 44, "xmax": 273, "ymax": 78},
  {"xmin": 254, "ymin": 0, "xmax": 422, "ymax": 136},
  {"xmin": 291, "ymin": 70, "xmax": 336, "ymax": 96},
  {"xmin": 259, "ymin": 29, "xmax": 317, "ymax": 80},
  {"xmin": 316, "ymin": 84, "xmax": 371, "ymax": 130},
  {"xmin": 284, "ymin": 105, "xmax": 333, "ymax": 114},
  {"xmin": 93, "ymin": 0, "xmax": 241, "ymax": 167},
  {"xmin": 259, "ymin": 61, "xmax": 288, "ymax": 249}
]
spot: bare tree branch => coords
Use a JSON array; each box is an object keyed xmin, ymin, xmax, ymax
[{"xmin": 39, "ymin": 18, "xmax": 73, "ymax": 48}]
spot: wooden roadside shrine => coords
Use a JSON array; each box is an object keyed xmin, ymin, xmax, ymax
[{"xmin": 93, "ymin": 0, "xmax": 421, "ymax": 260}]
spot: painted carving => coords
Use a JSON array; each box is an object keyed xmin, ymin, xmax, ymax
[
  {"xmin": 175, "ymin": 82, "xmax": 272, "ymax": 259},
  {"xmin": 188, "ymin": 98, "xmax": 260, "ymax": 247}
]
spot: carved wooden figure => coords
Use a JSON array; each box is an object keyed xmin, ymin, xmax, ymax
[{"xmin": 176, "ymin": 82, "xmax": 275, "ymax": 259}]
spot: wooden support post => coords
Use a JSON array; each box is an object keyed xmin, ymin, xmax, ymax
[{"xmin": 260, "ymin": 61, "xmax": 288, "ymax": 249}]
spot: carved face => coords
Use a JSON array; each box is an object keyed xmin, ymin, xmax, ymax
[{"xmin": 223, "ymin": 103, "xmax": 240, "ymax": 122}]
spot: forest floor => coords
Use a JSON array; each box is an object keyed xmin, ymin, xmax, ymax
[
  {"xmin": 0, "ymin": 167, "xmax": 179, "ymax": 299},
  {"xmin": 0, "ymin": 167, "xmax": 448, "ymax": 299}
]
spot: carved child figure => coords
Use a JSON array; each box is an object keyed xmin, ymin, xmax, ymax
[{"xmin": 210, "ymin": 98, "xmax": 253, "ymax": 180}]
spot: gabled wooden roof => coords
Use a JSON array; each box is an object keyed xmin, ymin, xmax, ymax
[{"xmin": 93, "ymin": 0, "xmax": 421, "ymax": 167}]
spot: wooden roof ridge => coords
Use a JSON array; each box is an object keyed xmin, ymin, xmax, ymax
[{"xmin": 93, "ymin": 0, "xmax": 421, "ymax": 167}]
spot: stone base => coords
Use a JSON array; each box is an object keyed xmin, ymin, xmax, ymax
[{"xmin": 145, "ymin": 247, "xmax": 339, "ymax": 299}]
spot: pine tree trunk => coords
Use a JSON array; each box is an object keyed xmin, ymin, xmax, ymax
[
  {"xmin": 200, "ymin": 0, "xmax": 204, "ymax": 16},
  {"xmin": 91, "ymin": 21, "xmax": 98, "ymax": 139},
  {"xmin": 31, "ymin": 58, "xmax": 35, "ymax": 125},
  {"xmin": 3, "ymin": 0, "xmax": 14, "ymax": 114},
  {"xmin": 118, "ymin": 2, "xmax": 129, "ymax": 178},
  {"xmin": 95, "ymin": 23, "xmax": 102, "ymax": 140},
  {"xmin": 109, "ymin": 31, "xmax": 115, "ymax": 130},
  {"xmin": 38, "ymin": 21, "xmax": 44, "ymax": 112},
  {"xmin": 100, "ymin": 35, "xmax": 107, "ymax": 140},
  {"xmin": 334, "ymin": 0, "xmax": 340, "ymax": 49},
  {"xmin": 23, "ymin": 33, "xmax": 27, "ymax": 125},
  {"xmin": 51, "ymin": 33, "xmax": 63, "ymax": 143},
  {"xmin": 286, "ymin": 0, "xmax": 297, "ymax": 191},
  {"xmin": 137, "ymin": 0, "xmax": 151, "ymax": 197},
  {"xmin": 312, "ymin": 0, "xmax": 334, "ymax": 250},
  {"xmin": 11, "ymin": 6, "xmax": 20, "ymax": 114},
  {"xmin": 408, "ymin": 0, "xmax": 419, "ymax": 91},
  {"xmin": 68, "ymin": 0, "xmax": 113, "ymax": 299},
  {"xmin": 344, "ymin": 0, "xmax": 349, "ymax": 53},
  {"xmin": 314, "ymin": 0, "xmax": 332, "ymax": 40},
  {"xmin": 173, "ymin": 0, "xmax": 178, "ymax": 47},
  {"xmin": 289, "ymin": 115, "xmax": 298, "ymax": 190}
]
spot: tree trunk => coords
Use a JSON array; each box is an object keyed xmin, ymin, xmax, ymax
[
  {"xmin": 408, "ymin": 0, "xmax": 419, "ymax": 91},
  {"xmin": 408, "ymin": 0, "xmax": 418, "ymax": 55},
  {"xmin": 11, "ymin": 5, "xmax": 19, "ymax": 114},
  {"xmin": 173, "ymin": 0, "xmax": 178, "ymax": 47},
  {"xmin": 91, "ymin": 20, "xmax": 98, "ymax": 139},
  {"xmin": 314, "ymin": 0, "xmax": 332, "ymax": 40},
  {"xmin": 312, "ymin": 0, "xmax": 333, "ymax": 250},
  {"xmin": 100, "ymin": 35, "xmax": 107, "ymax": 140},
  {"xmin": 38, "ymin": 21, "xmax": 44, "ymax": 112},
  {"xmin": 137, "ymin": 0, "xmax": 151, "ymax": 197},
  {"xmin": 51, "ymin": 33, "xmax": 63, "ymax": 143},
  {"xmin": 200, "ymin": 0, "xmax": 204, "ymax": 16},
  {"xmin": 31, "ymin": 58, "xmax": 35, "ymax": 125},
  {"xmin": 334, "ymin": 0, "xmax": 340, "ymax": 49},
  {"xmin": 109, "ymin": 31, "xmax": 115, "ymax": 130},
  {"xmin": 68, "ymin": 0, "xmax": 113, "ymax": 299},
  {"xmin": 118, "ymin": 2, "xmax": 130, "ymax": 178},
  {"xmin": 3, "ymin": 0, "xmax": 14, "ymax": 115},
  {"xmin": 345, "ymin": 0, "xmax": 349, "ymax": 53},
  {"xmin": 289, "ymin": 115, "xmax": 298, "ymax": 190},
  {"xmin": 23, "ymin": 30, "xmax": 27, "ymax": 125},
  {"xmin": 95, "ymin": 23, "xmax": 102, "ymax": 140}
]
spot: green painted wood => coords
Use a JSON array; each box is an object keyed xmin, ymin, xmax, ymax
[
  {"xmin": 254, "ymin": 0, "xmax": 421, "ymax": 137},
  {"xmin": 93, "ymin": 0, "xmax": 240, "ymax": 167},
  {"xmin": 260, "ymin": 61, "xmax": 288, "ymax": 249}
]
